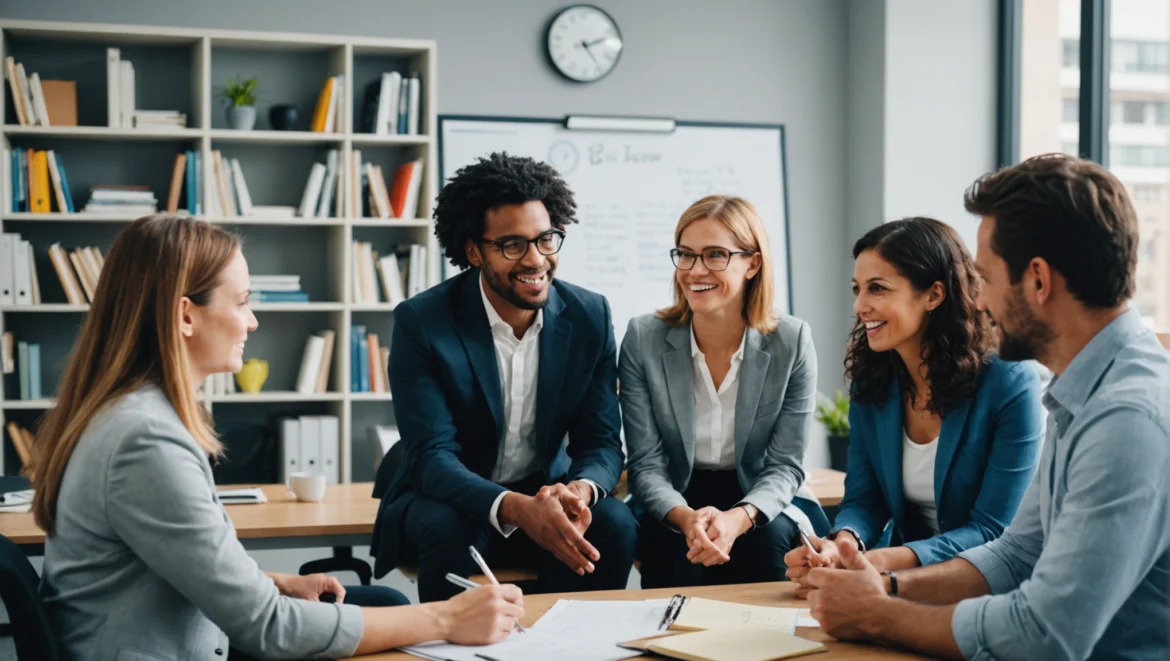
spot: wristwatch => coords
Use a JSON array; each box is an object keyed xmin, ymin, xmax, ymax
[
  {"xmin": 736, "ymin": 502, "xmax": 759, "ymax": 530},
  {"xmin": 830, "ymin": 526, "xmax": 866, "ymax": 551},
  {"xmin": 882, "ymin": 570, "xmax": 898, "ymax": 596}
]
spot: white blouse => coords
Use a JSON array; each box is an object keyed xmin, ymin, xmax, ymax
[{"xmin": 902, "ymin": 430, "xmax": 942, "ymax": 536}]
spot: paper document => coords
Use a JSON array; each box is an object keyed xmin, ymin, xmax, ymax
[
  {"xmin": 0, "ymin": 489, "xmax": 33, "ymax": 505},
  {"xmin": 533, "ymin": 598, "xmax": 672, "ymax": 646},
  {"xmin": 672, "ymin": 597, "xmax": 802, "ymax": 634},
  {"xmin": 404, "ymin": 628, "xmax": 638, "ymax": 661},
  {"xmin": 796, "ymin": 609, "xmax": 820, "ymax": 628},
  {"xmin": 0, "ymin": 502, "xmax": 31, "ymax": 513}
]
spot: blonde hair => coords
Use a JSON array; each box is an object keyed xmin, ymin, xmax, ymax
[
  {"xmin": 657, "ymin": 195, "xmax": 777, "ymax": 334},
  {"xmin": 32, "ymin": 214, "xmax": 240, "ymax": 534}
]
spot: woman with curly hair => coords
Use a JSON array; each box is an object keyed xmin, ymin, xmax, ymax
[{"xmin": 786, "ymin": 217, "xmax": 1044, "ymax": 584}]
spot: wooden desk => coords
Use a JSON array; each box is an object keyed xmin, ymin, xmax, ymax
[
  {"xmin": 345, "ymin": 581, "xmax": 928, "ymax": 660},
  {"xmin": 1, "ymin": 469, "xmax": 846, "ymax": 550},
  {"xmin": 0, "ymin": 482, "xmax": 379, "ymax": 552}
]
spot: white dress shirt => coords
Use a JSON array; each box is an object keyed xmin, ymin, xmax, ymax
[
  {"xmin": 691, "ymin": 326, "xmax": 746, "ymax": 470},
  {"xmin": 479, "ymin": 279, "xmax": 599, "ymax": 536},
  {"xmin": 901, "ymin": 430, "xmax": 941, "ymax": 536}
]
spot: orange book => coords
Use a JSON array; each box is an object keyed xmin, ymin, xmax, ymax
[
  {"xmin": 29, "ymin": 150, "xmax": 51, "ymax": 212},
  {"xmin": 309, "ymin": 77, "xmax": 335, "ymax": 132},
  {"xmin": 388, "ymin": 160, "xmax": 416, "ymax": 219}
]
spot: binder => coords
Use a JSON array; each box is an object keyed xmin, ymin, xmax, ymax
[
  {"xmin": 28, "ymin": 150, "xmax": 50, "ymax": 213},
  {"xmin": 13, "ymin": 239, "xmax": 32, "ymax": 304},
  {"xmin": 279, "ymin": 418, "xmax": 301, "ymax": 483},
  {"xmin": 298, "ymin": 415, "xmax": 322, "ymax": 476},
  {"xmin": 0, "ymin": 233, "xmax": 14, "ymax": 305},
  {"xmin": 319, "ymin": 415, "xmax": 340, "ymax": 484}
]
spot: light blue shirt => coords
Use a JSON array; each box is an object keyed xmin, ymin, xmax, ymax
[{"xmin": 951, "ymin": 309, "xmax": 1170, "ymax": 660}]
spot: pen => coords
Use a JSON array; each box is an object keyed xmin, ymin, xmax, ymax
[
  {"xmin": 445, "ymin": 573, "xmax": 480, "ymax": 591},
  {"xmin": 799, "ymin": 530, "xmax": 822, "ymax": 567},
  {"xmin": 469, "ymin": 545, "xmax": 527, "ymax": 633}
]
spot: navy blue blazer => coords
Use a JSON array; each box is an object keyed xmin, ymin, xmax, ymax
[
  {"xmin": 369, "ymin": 269, "xmax": 625, "ymax": 578},
  {"xmin": 831, "ymin": 357, "xmax": 1044, "ymax": 566}
]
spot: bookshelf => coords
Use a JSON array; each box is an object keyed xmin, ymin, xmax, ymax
[{"xmin": 0, "ymin": 19, "xmax": 439, "ymax": 484}]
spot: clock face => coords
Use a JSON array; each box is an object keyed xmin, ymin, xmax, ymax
[{"xmin": 546, "ymin": 5, "xmax": 623, "ymax": 83}]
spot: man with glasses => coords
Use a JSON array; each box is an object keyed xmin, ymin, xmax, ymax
[{"xmin": 369, "ymin": 152, "xmax": 637, "ymax": 602}]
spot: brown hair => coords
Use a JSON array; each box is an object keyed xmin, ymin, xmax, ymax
[
  {"xmin": 657, "ymin": 195, "xmax": 778, "ymax": 334},
  {"xmin": 844, "ymin": 217, "xmax": 993, "ymax": 414},
  {"xmin": 964, "ymin": 153, "xmax": 1138, "ymax": 309},
  {"xmin": 32, "ymin": 215, "xmax": 240, "ymax": 534}
]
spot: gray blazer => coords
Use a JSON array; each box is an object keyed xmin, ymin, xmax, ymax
[
  {"xmin": 40, "ymin": 383, "xmax": 364, "ymax": 661},
  {"xmin": 619, "ymin": 314, "xmax": 818, "ymax": 526}
]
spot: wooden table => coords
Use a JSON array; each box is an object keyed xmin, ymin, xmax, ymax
[
  {"xmin": 806, "ymin": 467, "xmax": 844, "ymax": 507},
  {"xmin": 0, "ymin": 482, "xmax": 380, "ymax": 553},
  {"xmin": 345, "ymin": 581, "xmax": 928, "ymax": 660}
]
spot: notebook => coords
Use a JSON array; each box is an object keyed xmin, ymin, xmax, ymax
[
  {"xmin": 216, "ymin": 487, "xmax": 268, "ymax": 504},
  {"xmin": 620, "ymin": 627, "xmax": 826, "ymax": 661},
  {"xmin": 668, "ymin": 597, "xmax": 802, "ymax": 634}
]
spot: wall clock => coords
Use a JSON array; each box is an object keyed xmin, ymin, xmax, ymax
[{"xmin": 546, "ymin": 5, "xmax": 623, "ymax": 83}]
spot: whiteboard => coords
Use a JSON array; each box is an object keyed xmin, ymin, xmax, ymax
[{"xmin": 438, "ymin": 116, "xmax": 791, "ymax": 348}]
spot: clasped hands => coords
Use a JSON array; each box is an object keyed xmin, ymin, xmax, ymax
[
  {"xmin": 498, "ymin": 480, "xmax": 600, "ymax": 576},
  {"xmin": 783, "ymin": 535, "xmax": 891, "ymax": 641},
  {"xmin": 666, "ymin": 505, "xmax": 753, "ymax": 566},
  {"xmin": 268, "ymin": 571, "xmax": 346, "ymax": 602}
]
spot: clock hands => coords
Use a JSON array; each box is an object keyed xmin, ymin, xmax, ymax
[{"xmin": 580, "ymin": 39, "xmax": 603, "ymax": 71}]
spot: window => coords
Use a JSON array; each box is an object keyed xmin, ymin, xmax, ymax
[
  {"xmin": 1122, "ymin": 100, "xmax": 1147, "ymax": 124},
  {"xmin": 1063, "ymin": 38, "xmax": 1080, "ymax": 68},
  {"xmin": 1114, "ymin": 40, "xmax": 1170, "ymax": 74},
  {"xmin": 1011, "ymin": 0, "xmax": 1170, "ymax": 330},
  {"xmin": 1134, "ymin": 185, "xmax": 1163, "ymax": 202}
]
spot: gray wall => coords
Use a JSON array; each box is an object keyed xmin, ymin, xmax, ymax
[{"xmin": 5, "ymin": 0, "xmax": 853, "ymax": 401}]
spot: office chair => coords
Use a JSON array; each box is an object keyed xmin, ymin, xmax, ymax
[{"xmin": 0, "ymin": 534, "xmax": 59, "ymax": 661}]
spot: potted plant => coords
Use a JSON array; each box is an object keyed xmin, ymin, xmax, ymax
[
  {"xmin": 221, "ymin": 74, "xmax": 259, "ymax": 131},
  {"xmin": 815, "ymin": 389, "xmax": 851, "ymax": 472}
]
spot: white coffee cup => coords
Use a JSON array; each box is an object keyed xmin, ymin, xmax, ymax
[{"xmin": 287, "ymin": 472, "xmax": 326, "ymax": 502}]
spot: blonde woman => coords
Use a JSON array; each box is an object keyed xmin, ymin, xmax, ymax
[
  {"xmin": 32, "ymin": 215, "xmax": 523, "ymax": 661},
  {"xmin": 620, "ymin": 195, "xmax": 823, "ymax": 588}
]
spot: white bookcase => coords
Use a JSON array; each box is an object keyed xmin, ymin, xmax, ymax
[{"xmin": 0, "ymin": 19, "xmax": 439, "ymax": 483}]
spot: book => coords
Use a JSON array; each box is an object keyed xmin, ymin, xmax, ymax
[
  {"xmin": 216, "ymin": 487, "xmax": 268, "ymax": 505},
  {"xmin": 295, "ymin": 334, "xmax": 327, "ymax": 394}
]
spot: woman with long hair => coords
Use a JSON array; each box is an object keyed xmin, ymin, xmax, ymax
[
  {"xmin": 620, "ymin": 195, "xmax": 825, "ymax": 588},
  {"xmin": 786, "ymin": 217, "xmax": 1044, "ymax": 589},
  {"xmin": 33, "ymin": 215, "xmax": 522, "ymax": 660}
]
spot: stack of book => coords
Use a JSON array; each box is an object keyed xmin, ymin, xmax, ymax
[
  {"xmin": 357, "ymin": 71, "xmax": 422, "ymax": 135},
  {"xmin": 364, "ymin": 157, "xmax": 424, "ymax": 220},
  {"xmin": 4, "ymin": 56, "xmax": 58, "ymax": 127},
  {"xmin": 351, "ymin": 241, "xmax": 426, "ymax": 306},
  {"xmin": 47, "ymin": 243, "xmax": 105, "ymax": 305},
  {"xmin": 105, "ymin": 49, "xmax": 184, "ymax": 130},
  {"xmin": 250, "ymin": 275, "xmax": 308, "ymax": 304},
  {"xmin": 133, "ymin": 110, "xmax": 186, "ymax": 130},
  {"xmin": 0, "ymin": 233, "xmax": 42, "ymax": 305},
  {"xmin": 198, "ymin": 373, "xmax": 237, "ymax": 397},
  {"xmin": 309, "ymin": 74, "xmax": 346, "ymax": 133},
  {"xmin": 3, "ymin": 420, "xmax": 35, "ymax": 477},
  {"xmin": 294, "ymin": 330, "xmax": 336, "ymax": 394},
  {"xmin": 83, "ymin": 185, "xmax": 157, "ymax": 215},
  {"xmin": 10, "ymin": 338, "xmax": 43, "ymax": 400},
  {"xmin": 6, "ymin": 147, "xmax": 75, "ymax": 214},
  {"xmin": 350, "ymin": 324, "xmax": 389, "ymax": 394},
  {"xmin": 296, "ymin": 149, "xmax": 343, "ymax": 218}
]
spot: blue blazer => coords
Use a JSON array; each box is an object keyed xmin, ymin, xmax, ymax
[
  {"xmin": 831, "ymin": 357, "xmax": 1044, "ymax": 566},
  {"xmin": 369, "ymin": 269, "xmax": 625, "ymax": 578}
]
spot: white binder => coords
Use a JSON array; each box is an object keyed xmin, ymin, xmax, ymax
[
  {"xmin": 298, "ymin": 415, "xmax": 322, "ymax": 476},
  {"xmin": 319, "ymin": 415, "xmax": 340, "ymax": 484},
  {"xmin": 13, "ymin": 239, "xmax": 32, "ymax": 305},
  {"xmin": 0, "ymin": 233, "xmax": 15, "ymax": 305},
  {"xmin": 279, "ymin": 417, "xmax": 301, "ymax": 484}
]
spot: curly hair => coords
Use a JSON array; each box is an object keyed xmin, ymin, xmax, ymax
[
  {"xmin": 434, "ymin": 152, "xmax": 578, "ymax": 270},
  {"xmin": 844, "ymin": 217, "xmax": 994, "ymax": 414}
]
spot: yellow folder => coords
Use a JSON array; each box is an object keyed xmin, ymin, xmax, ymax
[
  {"xmin": 29, "ymin": 150, "xmax": 51, "ymax": 213},
  {"xmin": 621, "ymin": 627, "xmax": 826, "ymax": 661}
]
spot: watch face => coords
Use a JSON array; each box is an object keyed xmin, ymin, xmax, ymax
[{"xmin": 546, "ymin": 5, "xmax": 623, "ymax": 82}]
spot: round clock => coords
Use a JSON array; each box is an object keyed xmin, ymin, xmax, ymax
[{"xmin": 546, "ymin": 5, "xmax": 623, "ymax": 83}]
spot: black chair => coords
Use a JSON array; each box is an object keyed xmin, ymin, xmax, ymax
[{"xmin": 0, "ymin": 534, "xmax": 60, "ymax": 661}]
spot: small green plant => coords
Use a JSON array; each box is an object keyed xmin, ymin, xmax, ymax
[
  {"xmin": 815, "ymin": 389, "xmax": 850, "ymax": 437},
  {"xmin": 220, "ymin": 74, "xmax": 258, "ymax": 107}
]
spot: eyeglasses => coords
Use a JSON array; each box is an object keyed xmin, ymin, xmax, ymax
[
  {"xmin": 479, "ymin": 229, "xmax": 566, "ymax": 261},
  {"xmin": 670, "ymin": 247, "xmax": 756, "ymax": 272}
]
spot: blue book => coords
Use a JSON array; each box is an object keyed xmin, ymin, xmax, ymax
[
  {"xmin": 28, "ymin": 344, "xmax": 41, "ymax": 400},
  {"xmin": 13, "ymin": 148, "xmax": 26, "ymax": 212},
  {"xmin": 358, "ymin": 333, "xmax": 370, "ymax": 393},
  {"xmin": 9, "ymin": 148, "xmax": 17, "ymax": 212},
  {"xmin": 350, "ymin": 326, "xmax": 360, "ymax": 392},
  {"xmin": 253, "ymin": 291, "xmax": 309, "ymax": 303},
  {"xmin": 17, "ymin": 342, "xmax": 29, "ymax": 400},
  {"xmin": 54, "ymin": 153, "xmax": 75, "ymax": 213},
  {"xmin": 185, "ymin": 150, "xmax": 197, "ymax": 214}
]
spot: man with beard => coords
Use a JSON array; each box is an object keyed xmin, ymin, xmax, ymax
[
  {"xmin": 798, "ymin": 154, "xmax": 1170, "ymax": 660},
  {"xmin": 369, "ymin": 152, "xmax": 637, "ymax": 603}
]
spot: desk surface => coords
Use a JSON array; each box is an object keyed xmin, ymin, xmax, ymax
[
  {"xmin": 346, "ymin": 581, "xmax": 928, "ymax": 661},
  {"xmin": 0, "ymin": 469, "xmax": 845, "ymax": 546}
]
